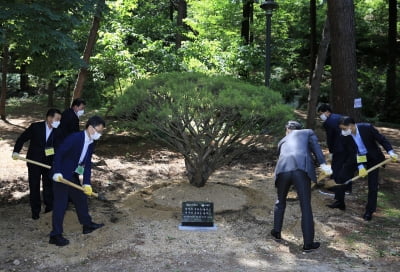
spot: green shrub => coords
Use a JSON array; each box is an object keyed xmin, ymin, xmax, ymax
[{"xmin": 114, "ymin": 72, "xmax": 293, "ymax": 187}]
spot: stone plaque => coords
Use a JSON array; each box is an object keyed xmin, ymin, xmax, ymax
[{"xmin": 181, "ymin": 201, "xmax": 214, "ymax": 227}]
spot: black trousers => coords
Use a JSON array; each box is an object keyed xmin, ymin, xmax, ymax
[
  {"xmin": 50, "ymin": 174, "xmax": 91, "ymax": 236},
  {"xmin": 334, "ymin": 162, "xmax": 355, "ymax": 203},
  {"xmin": 274, "ymin": 170, "xmax": 314, "ymax": 245},
  {"xmin": 27, "ymin": 164, "xmax": 53, "ymax": 216},
  {"xmin": 331, "ymin": 151, "xmax": 353, "ymax": 193},
  {"xmin": 335, "ymin": 161, "xmax": 380, "ymax": 213}
]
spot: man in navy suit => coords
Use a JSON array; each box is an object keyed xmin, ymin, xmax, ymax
[
  {"xmin": 59, "ymin": 98, "xmax": 86, "ymax": 139},
  {"xmin": 271, "ymin": 121, "xmax": 332, "ymax": 252},
  {"xmin": 49, "ymin": 115, "xmax": 105, "ymax": 246},
  {"xmin": 12, "ymin": 109, "xmax": 62, "ymax": 220},
  {"xmin": 317, "ymin": 104, "xmax": 350, "ymax": 209},
  {"xmin": 337, "ymin": 116, "xmax": 398, "ymax": 221}
]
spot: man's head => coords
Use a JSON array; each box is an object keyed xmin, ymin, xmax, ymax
[
  {"xmin": 46, "ymin": 108, "xmax": 62, "ymax": 128},
  {"xmin": 285, "ymin": 120, "xmax": 302, "ymax": 134},
  {"xmin": 71, "ymin": 98, "xmax": 86, "ymax": 117},
  {"xmin": 317, "ymin": 104, "xmax": 332, "ymax": 121},
  {"xmin": 85, "ymin": 115, "xmax": 105, "ymax": 141},
  {"xmin": 338, "ymin": 116, "xmax": 356, "ymax": 136}
]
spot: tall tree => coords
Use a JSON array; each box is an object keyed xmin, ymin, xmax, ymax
[
  {"xmin": 0, "ymin": 42, "xmax": 8, "ymax": 120},
  {"xmin": 0, "ymin": 1, "xmax": 95, "ymax": 119},
  {"xmin": 72, "ymin": 0, "xmax": 106, "ymax": 100},
  {"xmin": 306, "ymin": 18, "xmax": 330, "ymax": 129},
  {"xmin": 384, "ymin": 0, "xmax": 397, "ymax": 121},
  {"xmin": 175, "ymin": 0, "xmax": 187, "ymax": 48},
  {"xmin": 241, "ymin": 0, "xmax": 254, "ymax": 45},
  {"xmin": 308, "ymin": 0, "xmax": 317, "ymax": 84},
  {"xmin": 327, "ymin": 0, "xmax": 359, "ymax": 119}
]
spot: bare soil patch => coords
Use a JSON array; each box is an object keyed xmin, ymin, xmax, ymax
[{"xmin": 1, "ymin": 108, "xmax": 400, "ymax": 272}]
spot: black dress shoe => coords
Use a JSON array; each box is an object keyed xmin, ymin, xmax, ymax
[
  {"xmin": 270, "ymin": 229, "xmax": 282, "ymax": 240},
  {"xmin": 49, "ymin": 235, "xmax": 69, "ymax": 246},
  {"xmin": 83, "ymin": 222, "xmax": 104, "ymax": 234},
  {"xmin": 303, "ymin": 242, "xmax": 320, "ymax": 252},
  {"xmin": 326, "ymin": 200, "xmax": 346, "ymax": 211},
  {"xmin": 363, "ymin": 212, "xmax": 372, "ymax": 221},
  {"xmin": 44, "ymin": 207, "xmax": 53, "ymax": 213},
  {"xmin": 32, "ymin": 214, "xmax": 40, "ymax": 220}
]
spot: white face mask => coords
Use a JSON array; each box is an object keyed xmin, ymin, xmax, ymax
[
  {"xmin": 76, "ymin": 110, "xmax": 85, "ymax": 118},
  {"xmin": 92, "ymin": 131, "xmax": 101, "ymax": 140},
  {"xmin": 52, "ymin": 121, "xmax": 60, "ymax": 128},
  {"xmin": 341, "ymin": 128, "xmax": 352, "ymax": 136},
  {"xmin": 319, "ymin": 113, "xmax": 327, "ymax": 121}
]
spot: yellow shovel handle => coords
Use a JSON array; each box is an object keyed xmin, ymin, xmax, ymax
[
  {"xmin": 15, "ymin": 155, "xmax": 98, "ymax": 198},
  {"xmin": 345, "ymin": 158, "xmax": 392, "ymax": 185},
  {"xmin": 59, "ymin": 178, "xmax": 99, "ymax": 198},
  {"xmin": 16, "ymin": 155, "xmax": 51, "ymax": 169}
]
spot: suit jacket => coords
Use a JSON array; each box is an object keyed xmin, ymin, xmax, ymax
[
  {"xmin": 275, "ymin": 129, "xmax": 326, "ymax": 182},
  {"xmin": 342, "ymin": 123, "xmax": 393, "ymax": 166},
  {"xmin": 52, "ymin": 131, "xmax": 94, "ymax": 185},
  {"xmin": 59, "ymin": 108, "xmax": 80, "ymax": 139},
  {"xmin": 13, "ymin": 121, "xmax": 62, "ymax": 165},
  {"xmin": 323, "ymin": 113, "xmax": 344, "ymax": 154}
]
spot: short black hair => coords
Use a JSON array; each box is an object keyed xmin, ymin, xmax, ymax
[
  {"xmin": 317, "ymin": 104, "xmax": 332, "ymax": 113},
  {"xmin": 46, "ymin": 108, "xmax": 61, "ymax": 117},
  {"xmin": 85, "ymin": 115, "xmax": 106, "ymax": 129},
  {"xmin": 71, "ymin": 98, "xmax": 86, "ymax": 107},
  {"xmin": 339, "ymin": 116, "xmax": 355, "ymax": 126},
  {"xmin": 285, "ymin": 120, "xmax": 303, "ymax": 130}
]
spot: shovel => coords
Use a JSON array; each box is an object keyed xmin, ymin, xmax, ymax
[
  {"xmin": 311, "ymin": 172, "xmax": 329, "ymax": 190},
  {"xmin": 324, "ymin": 158, "xmax": 392, "ymax": 190},
  {"xmin": 14, "ymin": 154, "xmax": 106, "ymax": 200}
]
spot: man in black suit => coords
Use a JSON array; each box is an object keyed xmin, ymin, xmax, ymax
[
  {"xmin": 59, "ymin": 98, "xmax": 86, "ymax": 138},
  {"xmin": 317, "ymin": 104, "xmax": 351, "ymax": 209},
  {"xmin": 271, "ymin": 121, "xmax": 332, "ymax": 252},
  {"xmin": 337, "ymin": 116, "xmax": 398, "ymax": 221},
  {"xmin": 12, "ymin": 109, "xmax": 62, "ymax": 220}
]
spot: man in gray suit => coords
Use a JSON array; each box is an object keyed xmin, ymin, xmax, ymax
[{"xmin": 270, "ymin": 121, "xmax": 332, "ymax": 252}]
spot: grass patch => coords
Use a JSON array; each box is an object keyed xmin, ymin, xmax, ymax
[{"xmin": 378, "ymin": 191, "xmax": 400, "ymax": 219}]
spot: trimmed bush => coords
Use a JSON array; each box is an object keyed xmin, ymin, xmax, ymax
[{"xmin": 114, "ymin": 72, "xmax": 293, "ymax": 187}]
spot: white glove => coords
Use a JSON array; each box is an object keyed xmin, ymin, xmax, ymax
[
  {"xmin": 12, "ymin": 152, "xmax": 19, "ymax": 160},
  {"xmin": 52, "ymin": 173, "xmax": 63, "ymax": 182},
  {"xmin": 320, "ymin": 163, "xmax": 333, "ymax": 176}
]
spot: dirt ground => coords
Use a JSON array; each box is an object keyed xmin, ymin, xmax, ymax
[{"xmin": 1, "ymin": 106, "xmax": 400, "ymax": 272}]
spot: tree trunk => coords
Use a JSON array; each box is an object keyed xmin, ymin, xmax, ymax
[
  {"xmin": 65, "ymin": 80, "xmax": 72, "ymax": 109},
  {"xmin": 327, "ymin": 0, "xmax": 359, "ymax": 119},
  {"xmin": 185, "ymin": 158, "xmax": 214, "ymax": 188},
  {"xmin": 384, "ymin": 0, "xmax": 397, "ymax": 121},
  {"xmin": 72, "ymin": 0, "xmax": 105, "ymax": 101},
  {"xmin": 306, "ymin": 18, "xmax": 330, "ymax": 129},
  {"xmin": 0, "ymin": 44, "xmax": 9, "ymax": 121},
  {"xmin": 169, "ymin": 0, "xmax": 174, "ymax": 21},
  {"xmin": 176, "ymin": 0, "xmax": 187, "ymax": 48},
  {"xmin": 308, "ymin": 0, "xmax": 317, "ymax": 84},
  {"xmin": 20, "ymin": 64, "xmax": 29, "ymax": 92},
  {"xmin": 241, "ymin": 0, "xmax": 253, "ymax": 45},
  {"xmin": 47, "ymin": 79, "xmax": 55, "ymax": 107}
]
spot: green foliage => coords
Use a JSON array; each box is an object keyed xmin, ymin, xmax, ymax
[
  {"xmin": 0, "ymin": 0, "xmax": 97, "ymax": 78},
  {"xmin": 357, "ymin": 66, "xmax": 386, "ymax": 119},
  {"xmin": 114, "ymin": 72, "xmax": 293, "ymax": 187},
  {"xmin": 1, "ymin": 0, "xmax": 397, "ymax": 123}
]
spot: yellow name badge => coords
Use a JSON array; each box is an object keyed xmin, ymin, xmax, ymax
[
  {"xmin": 45, "ymin": 147, "xmax": 55, "ymax": 156},
  {"xmin": 357, "ymin": 155, "xmax": 367, "ymax": 163}
]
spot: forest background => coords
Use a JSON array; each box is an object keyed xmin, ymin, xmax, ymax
[{"xmin": 0, "ymin": 0, "xmax": 398, "ymax": 125}]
